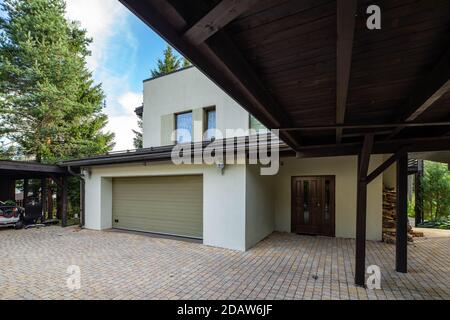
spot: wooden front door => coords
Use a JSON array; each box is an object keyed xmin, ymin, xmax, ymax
[{"xmin": 291, "ymin": 176, "xmax": 335, "ymax": 237}]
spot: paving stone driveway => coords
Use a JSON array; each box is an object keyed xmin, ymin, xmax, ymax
[{"xmin": 0, "ymin": 226, "xmax": 448, "ymax": 300}]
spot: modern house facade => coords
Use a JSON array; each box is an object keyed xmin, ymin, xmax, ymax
[{"xmin": 67, "ymin": 66, "xmax": 389, "ymax": 252}]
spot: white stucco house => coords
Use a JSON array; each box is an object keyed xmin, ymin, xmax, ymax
[{"xmin": 62, "ymin": 66, "xmax": 395, "ymax": 252}]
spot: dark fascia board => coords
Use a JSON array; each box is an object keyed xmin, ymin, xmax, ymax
[
  {"xmin": 0, "ymin": 160, "xmax": 68, "ymax": 174},
  {"xmin": 59, "ymin": 136, "xmax": 450, "ymax": 168},
  {"xmin": 143, "ymin": 65, "xmax": 194, "ymax": 83},
  {"xmin": 60, "ymin": 135, "xmax": 288, "ymax": 167}
]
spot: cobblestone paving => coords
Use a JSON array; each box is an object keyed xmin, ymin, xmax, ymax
[{"xmin": 0, "ymin": 226, "xmax": 448, "ymax": 300}]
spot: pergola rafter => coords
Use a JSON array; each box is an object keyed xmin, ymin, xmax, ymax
[
  {"xmin": 336, "ymin": 0, "xmax": 357, "ymax": 143},
  {"xmin": 387, "ymin": 49, "xmax": 450, "ymax": 140}
]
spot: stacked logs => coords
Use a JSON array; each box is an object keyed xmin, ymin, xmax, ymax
[{"xmin": 382, "ymin": 188, "xmax": 414, "ymax": 244}]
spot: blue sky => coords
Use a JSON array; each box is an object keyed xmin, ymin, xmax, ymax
[{"xmin": 65, "ymin": 0, "xmax": 182, "ymax": 150}]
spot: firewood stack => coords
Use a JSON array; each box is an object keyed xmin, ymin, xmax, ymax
[{"xmin": 382, "ymin": 188, "xmax": 414, "ymax": 244}]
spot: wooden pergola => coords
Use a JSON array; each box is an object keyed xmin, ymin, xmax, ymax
[
  {"xmin": 0, "ymin": 161, "xmax": 70, "ymax": 227},
  {"xmin": 119, "ymin": 0, "xmax": 450, "ymax": 286}
]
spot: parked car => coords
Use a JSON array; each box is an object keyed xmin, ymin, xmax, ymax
[{"xmin": 0, "ymin": 201, "xmax": 24, "ymax": 229}]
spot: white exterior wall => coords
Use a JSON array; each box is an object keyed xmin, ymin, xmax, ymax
[
  {"xmin": 84, "ymin": 156, "xmax": 385, "ymax": 251},
  {"xmin": 382, "ymin": 154, "xmax": 397, "ymax": 189},
  {"xmin": 274, "ymin": 156, "xmax": 384, "ymax": 241},
  {"xmin": 143, "ymin": 67, "xmax": 250, "ymax": 148},
  {"xmin": 83, "ymin": 162, "xmax": 247, "ymax": 251},
  {"xmin": 245, "ymin": 165, "xmax": 275, "ymax": 250}
]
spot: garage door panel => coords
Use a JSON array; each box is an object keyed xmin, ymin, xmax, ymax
[
  {"xmin": 113, "ymin": 217, "xmax": 202, "ymax": 237},
  {"xmin": 112, "ymin": 175, "xmax": 203, "ymax": 239}
]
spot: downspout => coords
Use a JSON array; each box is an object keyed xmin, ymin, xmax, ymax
[{"xmin": 67, "ymin": 166, "xmax": 86, "ymax": 228}]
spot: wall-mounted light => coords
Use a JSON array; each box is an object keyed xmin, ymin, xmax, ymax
[
  {"xmin": 81, "ymin": 169, "xmax": 91, "ymax": 179},
  {"xmin": 216, "ymin": 161, "xmax": 225, "ymax": 175}
]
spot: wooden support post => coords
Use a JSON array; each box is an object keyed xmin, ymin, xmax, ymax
[
  {"xmin": 41, "ymin": 178, "xmax": 47, "ymax": 219},
  {"xmin": 355, "ymin": 134, "xmax": 374, "ymax": 287},
  {"xmin": 396, "ymin": 151, "xmax": 408, "ymax": 273},
  {"xmin": 47, "ymin": 184, "xmax": 54, "ymax": 220},
  {"xmin": 355, "ymin": 159, "xmax": 368, "ymax": 286},
  {"xmin": 52, "ymin": 176, "xmax": 62, "ymax": 219},
  {"xmin": 61, "ymin": 176, "xmax": 68, "ymax": 228},
  {"xmin": 23, "ymin": 179, "xmax": 29, "ymax": 205}
]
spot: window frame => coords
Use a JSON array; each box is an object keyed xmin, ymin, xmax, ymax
[
  {"xmin": 175, "ymin": 110, "xmax": 193, "ymax": 144},
  {"xmin": 203, "ymin": 106, "xmax": 216, "ymax": 141}
]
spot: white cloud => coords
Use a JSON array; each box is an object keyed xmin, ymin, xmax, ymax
[
  {"xmin": 65, "ymin": 0, "xmax": 141, "ymax": 151},
  {"xmin": 104, "ymin": 91, "xmax": 142, "ymax": 150},
  {"xmin": 65, "ymin": 0, "xmax": 127, "ymax": 70},
  {"xmin": 119, "ymin": 91, "xmax": 143, "ymax": 115},
  {"xmin": 106, "ymin": 116, "xmax": 139, "ymax": 151}
]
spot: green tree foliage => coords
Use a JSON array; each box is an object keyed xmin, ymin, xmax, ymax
[
  {"xmin": 182, "ymin": 57, "xmax": 191, "ymax": 68},
  {"xmin": 0, "ymin": 140, "xmax": 16, "ymax": 159},
  {"xmin": 422, "ymin": 161, "xmax": 450, "ymax": 221},
  {"xmin": 0, "ymin": 0, "xmax": 115, "ymax": 164},
  {"xmin": 133, "ymin": 117, "xmax": 143, "ymax": 149},
  {"xmin": 150, "ymin": 45, "xmax": 189, "ymax": 77}
]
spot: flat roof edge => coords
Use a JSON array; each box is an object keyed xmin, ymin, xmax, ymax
[{"xmin": 143, "ymin": 65, "xmax": 194, "ymax": 83}]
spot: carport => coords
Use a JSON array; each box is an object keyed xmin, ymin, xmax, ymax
[
  {"xmin": 0, "ymin": 160, "xmax": 70, "ymax": 227},
  {"xmin": 118, "ymin": 0, "xmax": 450, "ymax": 286}
]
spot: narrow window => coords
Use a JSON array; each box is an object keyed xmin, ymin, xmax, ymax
[
  {"xmin": 204, "ymin": 107, "xmax": 216, "ymax": 140},
  {"xmin": 324, "ymin": 179, "xmax": 330, "ymax": 223},
  {"xmin": 303, "ymin": 181, "xmax": 310, "ymax": 224},
  {"xmin": 176, "ymin": 111, "xmax": 193, "ymax": 143}
]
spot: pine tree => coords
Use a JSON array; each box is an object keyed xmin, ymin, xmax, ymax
[
  {"xmin": 182, "ymin": 57, "xmax": 192, "ymax": 68},
  {"xmin": 133, "ymin": 118, "xmax": 143, "ymax": 149},
  {"xmin": 132, "ymin": 46, "xmax": 190, "ymax": 148},
  {"xmin": 0, "ymin": 0, "xmax": 115, "ymax": 164},
  {"xmin": 150, "ymin": 45, "xmax": 185, "ymax": 77}
]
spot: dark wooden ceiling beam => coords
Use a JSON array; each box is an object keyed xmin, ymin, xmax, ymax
[
  {"xmin": 294, "ymin": 136, "xmax": 450, "ymax": 158},
  {"xmin": 336, "ymin": 0, "xmax": 357, "ymax": 143},
  {"xmin": 387, "ymin": 49, "xmax": 450, "ymax": 140},
  {"xmin": 119, "ymin": 0, "xmax": 301, "ymax": 149},
  {"xmin": 279, "ymin": 120, "xmax": 450, "ymax": 131},
  {"xmin": 366, "ymin": 147, "xmax": 408, "ymax": 184},
  {"xmin": 358, "ymin": 133, "xmax": 374, "ymax": 179},
  {"xmin": 183, "ymin": 0, "xmax": 259, "ymax": 45},
  {"xmin": 343, "ymin": 130, "xmax": 392, "ymax": 138}
]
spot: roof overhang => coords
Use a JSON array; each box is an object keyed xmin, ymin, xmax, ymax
[
  {"xmin": 60, "ymin": 135, "xmax": 450, "ymax": 168},
  {"xmin": 119, "ymin": 0, "xmax": 450, "ymax": 153},
  {"xmin": 0, "ymin": 161, "xmax": 68, "ymax": 179}
]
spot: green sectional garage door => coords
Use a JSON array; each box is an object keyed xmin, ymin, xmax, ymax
[{"xmin": 112, "ymin": 175, "xmax": 203, "ymax": 239}]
